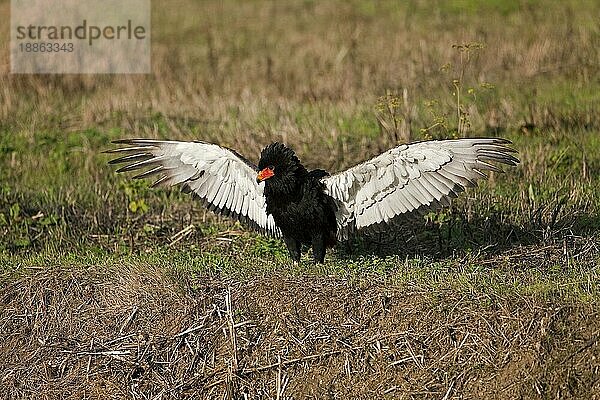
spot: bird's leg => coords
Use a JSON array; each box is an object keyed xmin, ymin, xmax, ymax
[
  {"xmin": 283, "ymin": 236, "xmax": 301, "ymax": 262},
  {"xmin": 311, "ymin": 232, "xmax": 326, "ymax": 264}
]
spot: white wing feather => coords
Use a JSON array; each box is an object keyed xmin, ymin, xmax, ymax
[
  {"xmin": 322, "ymin": 138, "xmax": 518, "ymax": 240},
  {"xmin": 107, "ymin": 139, "xmax": 281, "ymax": 237}
]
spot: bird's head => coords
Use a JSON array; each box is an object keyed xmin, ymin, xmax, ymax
[{"xmin": 257, "ymin": 142, "xmax": 307, "ymax": 193}]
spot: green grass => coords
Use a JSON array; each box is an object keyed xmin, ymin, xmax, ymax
[
  {"xmin": 3, "ymin": 244, "xmax": 597, "ymax": 305},
  {"xmin": 1, "ymin": 0, "xmax": 599, "ymax": 305}
]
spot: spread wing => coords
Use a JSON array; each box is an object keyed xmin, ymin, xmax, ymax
[
  {"xmin": 322, "ymin": 138, "xmax": 519, "ymax": 240},
  {"xmin": 106, "ymin": 139, "xmax": 281, "ymax": 237}
]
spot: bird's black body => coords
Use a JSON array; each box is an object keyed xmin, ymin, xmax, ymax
[{"xmin": 258, "ymin": 143, "xmax": 337, "ymax": 263}]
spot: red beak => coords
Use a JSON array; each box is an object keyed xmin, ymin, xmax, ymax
[{"xmin": 256, "ymin": 167, "xmax": 274, "ymax": 183}]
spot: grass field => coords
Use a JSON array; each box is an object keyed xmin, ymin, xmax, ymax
[{"xmin": 1, "ymin": 0, "xmax": 599, "ymax": 398}]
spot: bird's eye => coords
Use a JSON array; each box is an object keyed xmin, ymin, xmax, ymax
[{"xmin": 268, "ymin": 165, "xmax": 274, "ymax": 171}]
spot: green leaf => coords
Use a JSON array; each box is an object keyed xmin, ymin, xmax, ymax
[
  {"xmin": 137, "ymin": 199, "xmax": 149, "ymax": 213},
  {"xmin": 13, "ymin": 237, "xmax": 31, "ymax": 247},
  {"xmin": 528, "ymin": 183, "xmax": 536, "ymax": 202},
  {"xmin": 39, "ymin": 215, "xmax": 58, "ymax": 226},
  {"xmin": 129, "ymin": 199, "xmax": 149, "ymax": 214},
  {"xmin": 9, "ymin": 203, "xmax": 20, "ymax": 220},
  {"xmin": 143, "ymin": 223, "xmax": 156, "ymax": 234}
]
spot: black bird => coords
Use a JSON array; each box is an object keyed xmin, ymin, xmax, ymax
[{"xmin": 107, "ymin": 138, "xmax": 519, "ymax": 263}]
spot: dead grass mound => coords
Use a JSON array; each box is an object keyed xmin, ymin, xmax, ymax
[{"xmin": 1, "ymin": 265, "xmax": 599, "ymax": 399}]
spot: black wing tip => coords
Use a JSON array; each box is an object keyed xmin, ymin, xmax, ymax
[
  {"xmin": 102, "ymin": 147, "xmax": 127, "ymax": 154},
  {"xmin": 498, "ymin": 153, "xmax": 520, "ymax": 165},
  {"xmin": 470, "ymin": 136, "xmax": 511, "ymax": 143},
  {"xmin": 507, "ymin": 157, "xmax": 520, "ymax": 165},
  {"xmin": 111, "ymin": 138, "xmax": 150, "ymax": 144},
  {"xmin": 115, "ymin": 165, "xmax": 133, "ymax": 173},
  {"xmin": 474, "ymin": 137, "xmax": 516, "ymax": 148},
  {"xmin": 493, "ymin": 156, "xmax": 520, "ymax": 167},
  {"xmin": 491, "ymin": 137, "xmax": 512, "ymax": 145},
  {"xmin": 475, "ymin": 138, "xmax": 520, "ymax": 164},
  {"xmin": 107, "ymin": 153, "xmax": 152, "ymax": 165},
  {"xmin": 103, "ymin": 139, "xmax": 158, "ymax": 155}
]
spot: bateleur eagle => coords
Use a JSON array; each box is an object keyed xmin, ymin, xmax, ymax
[{"xmin": 107, "ymin": 138, "xmax": 519, "ymax": 263}]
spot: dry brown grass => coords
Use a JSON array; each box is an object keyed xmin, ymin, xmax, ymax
[
  {"xmin": 2, "ymin": 257, "xmax": 599, "ymax": 399},
  {"xmin": 1, "ymin": 1, "xmax": 599, "ymax": 164}
]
